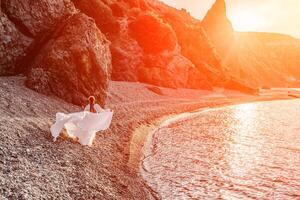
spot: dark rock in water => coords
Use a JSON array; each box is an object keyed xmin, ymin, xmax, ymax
[
  {"xmin": 128, "ymin": 13, "xmax": 177, "ymax": 54},
  {"xmin": 0, "ymin": 12, "xmax": 33, "ymax": 75},
  {"xmin": 26, "ymin": 13, "xmax": 111, "ymax": 106},
  {"xmin": 73, "ymin": 0, "xmax": 120, "ymax": 36},
  {"xmin": 1, "ymin": 0, "xmax": 76, "ymax": 37}
]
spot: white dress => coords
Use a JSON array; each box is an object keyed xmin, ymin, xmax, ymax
[{"xmin": 50, "ymin": 104, "xmax": 113, "ymax": 146}]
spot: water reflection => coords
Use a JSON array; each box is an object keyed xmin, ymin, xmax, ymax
[
  {"xmin": 228, "ymin": 103, "xmax": 262, "ymax": 177},
  {"xmin": 142, "ymin": 100, "xmax": 300, "ymax": 199}
]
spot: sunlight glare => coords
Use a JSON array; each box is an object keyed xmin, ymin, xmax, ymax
[
  {"xmin": 229, "ymin": 10, "xmax": 267, "ymax": 32},
  {"xmin": 228, "ymin": 103, "xmax": 262, "ymax": 177}
]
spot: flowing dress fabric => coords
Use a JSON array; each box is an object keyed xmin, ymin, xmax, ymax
[{"xmin": 50, "ymin": 104, "xmax": 113, "ymax": 146}]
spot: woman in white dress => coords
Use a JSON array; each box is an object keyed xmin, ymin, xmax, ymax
[
  {"xmin": 85, "ymin": 96, "xmax": 104, "ymax": 113},
  {"xmin": 50, "ymin": 96, "xmax": 113, "ymax": 146}
]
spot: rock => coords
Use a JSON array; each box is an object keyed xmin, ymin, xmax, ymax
[
  {"xmin": 202, "ymin": 0, "xmax": 300, "ymax": 88},
  {"xmin": 0, "ymin": 0, "xmax": 76, "ymax": 75},
  {"xmin": 147, "ymin": 1, "xmax": 225, "ymax": 85},
  {"xmin": 109, "ymin": 2, "xmax": 128, "ymax": 17},
  {"xmin": 224, "ymin": 78, "xmax": 258, "ymax": 95},
  {"xmin": 202, "ymin": 0, "xmax": 234, "ymax": 53},
  {"xmin": 146, "ymin": 86, "xmax": 163, "ymax": 95},
  {"xmin": 110, "ymin": 34, "xmax": 143, "ymax": 81},
  {"xmin": 126, "ymin": 0, "xmax": 149, "ymax": 10},
  {"xmin": 139, "ymin": 51, "xmax": 212, "ymax": 89},
  {"xmin": 73, "ymin": 0, "xmax": 143, "ymax": 82},
  {"xmin": 125, "ymin": 10, "xmax": 213, "ymax": 89},
  {"xmin": 139, "ymin": 52, "xmax": 189, "ymax": 88},
  {"xmin": 0, "ymin": 12, "xmax": 33, "ymax": 75},
  {"xmin": 26, "ymin": 13, "xmax": 111, "ymax": 106},
  {"xmin": 1, "ymin": 0, "xmax": 261, "ymax": 98},
  {"xmin": 202, "ymin": 0, "xmax": 233, "ymax": 33},
  {"xmin": 128, "ymin": 13, "xmax": 177, "ymax": 54},
  {"xmin": 187, "ymin": 67, "xmax": 212, "ymax": 90},
  {"xmin": 73, "ymin": 0, "xmax": 120, "ymax": 36},
  {"xmin": 1, "ymin": 0, "xmax": 76, "ymax": 37}
]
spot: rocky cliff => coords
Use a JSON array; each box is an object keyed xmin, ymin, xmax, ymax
[
  {"xmin": 1, "ymin": 0, "xmax": 258, "ymax": 106},
  {"xmin": 202, "ymin": 0, "xmax": 300, "ymax": 88},
  {"xmin": 73, "ymin": 0, "xmax": 257, "ymax": 92}
]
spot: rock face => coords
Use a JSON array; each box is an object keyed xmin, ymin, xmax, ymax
[
  {"xmin": 141, "ymin": 1, "xmax": 255, "ymax": 92},
  {"xmin": 202, "ymin": 0, "xmax": 234, "ymax": 54},
  {"xmin": 128, "ymin": 13, "xmax": 177, "ymax": 54},
  {"xmin": 232, "ymin": 32, "xmax": 300, "ymax": 87},
  {"xmin": 0, "ymin": 0, "xmax": 112, "ymax": 105},
  {"xmin": 1, "ymin": 0, "xmax": 260, "ymax": 105},
  {"xmin": 0, "ymin": 12, "xmax": 32, "ymax": 75},
  {"xmin": 140, "ymin": 50, "xmax": 212, "ymax": 89},
  {"xmin": 127, "ymin": 12, "xmax": 212, "ymax": 89},
  {"xmin": 1, "ymin": 0, "xmax": 76, "ymax": 37},
  {"xmin": 74, "ymin": 0, "xmax": 223, "ymax": 90},
  {"xmin": 110, "ymin": 34, "xmax": 143, "ymax": 81},
  {"xmin": 72, "ymin": 0, "xmax": 120, "ymax": 37},
  {"xmin": 73, "ymin": 0, "xmax": 144, "ymax": 82},
  {"xmin": 147, "ymin": 3, "xmax": 224, "ymax": 81},
  {"xmin": 202, "ymin": 0, "xmax": 300, "ymax": 88},
  {"xmin": 26, "ymin": 13, "xmax": 111, "ymax": 106},
  {"xmin": 0, "ymin": 0, "xmax": 76, "ymax": 75}
]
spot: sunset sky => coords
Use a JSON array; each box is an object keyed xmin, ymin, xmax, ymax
[{"xmin": 161, "ymin": 0, "xmax": 300, "ymax": 39}]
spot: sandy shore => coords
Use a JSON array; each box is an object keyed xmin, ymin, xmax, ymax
[{"xmin": 0, "ymin": 76, "xmax": 295, "ymax": 199}]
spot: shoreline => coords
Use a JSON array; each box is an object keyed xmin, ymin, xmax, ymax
[
  {"xmin": 1, "ymin": 76, "xmax": 298, "ymax": 199},
  {"xmin": 129, "ymin": 96, "xmax": 299, "ymax": 198}
]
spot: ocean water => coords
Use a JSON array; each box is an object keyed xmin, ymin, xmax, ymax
[{"xmin": 142, "ymin": 100, "xmax": 300, "ymax": 199}]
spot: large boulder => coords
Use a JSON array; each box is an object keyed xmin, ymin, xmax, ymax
[
  {"xmin": 128, "ymin": 13, "xmax": 177, "ymax": 54},
  {"xmin": 73, "ymin": 0, "xmax": 144, "ymax": 82},
  {"xmin": 0, "ymin": 12, "xmax": 33, "ymax": 75},
  {"xmin": 0, "ymin": 0, "xmax": 76, "ymax": 75},
  {"xmin": 1, "ymin": 0, "xmax": 76, "ymax": 37},
  {"xmin": 26, "ymin": 13, "xmax": 111, "ymax": 106}
]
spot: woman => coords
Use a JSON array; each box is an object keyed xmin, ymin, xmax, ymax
[
  {"xmin": 51, "ymin": 95, "xmax": 113, "ymax": 146},
  {"xmin": 85, "ymin": 96, "xmax": 104, "ymax": 113},
  {"xmin": 88, "ymin": 96, "xmax": 97, "ymax": 113}
]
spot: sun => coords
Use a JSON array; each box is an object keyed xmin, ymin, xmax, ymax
[{"xmin": 229, "ymin": 10, "xmax": 266, "ymax": 32}]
